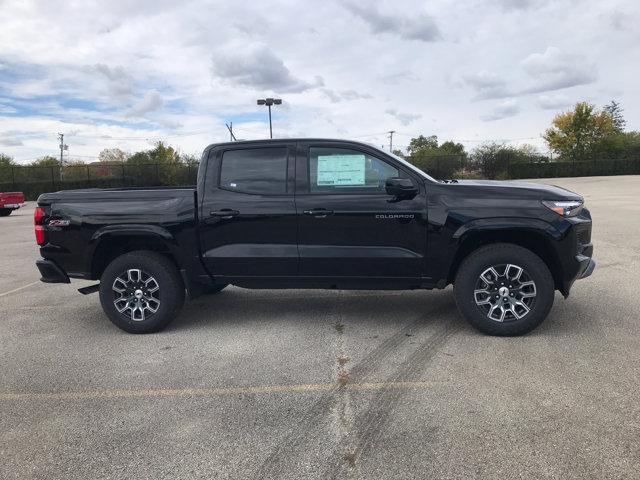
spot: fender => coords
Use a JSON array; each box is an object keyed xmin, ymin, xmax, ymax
[
  {"xmin": 452, "ymin": 217, "xmax": 564, "ymax": 242},
  {"xmin": 444, "ymin": 217, "xmax": 567, "ymax": 290},
  {"xmin": 86, "ymin": 224, "xmax": 184, "ymax": 274},
  {"xmin": 90, "ymin": 224, "xmax": 176, "ymax": 243}
]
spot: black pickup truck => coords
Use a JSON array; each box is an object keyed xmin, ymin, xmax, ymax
[{"xmin": 35, "ymin": 139, "xmax": 594, "ymax": 335}]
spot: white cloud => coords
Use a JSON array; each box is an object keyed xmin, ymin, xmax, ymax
[
  {"xmin": 0, "ymin": 0, "xmax": 637, "ymax": 161},
  {"xmin": 520, "ymin": 47, "xmax": 597, "ymax": 93},
  {"xmin": 536, "ymin": 94, "xmax": 573, "ymax": 110},
  {"xmin": 126, "ymin": 90, "xmax": 164, "ymax": 117},
  {"xmin": 94, "ymin": 63, "xmax": 135, "ymax": 97},
  {"xmin": 343, "ymin": 2, "xmax": 441, "ymax": 42},
  {"xmin": 480, "ymin": 100, "xmax": 521, "ymax": 121},
  {"xmin": 463, "ymin": 71, "xmax": 510, "ymax": 99},
  {"xmin": 211, "ymin": 43, "xmax": 323, "ymax": 93},
  {"xmin": 385, "ymin": 109, "xmax": 421, "ymax": 126}
]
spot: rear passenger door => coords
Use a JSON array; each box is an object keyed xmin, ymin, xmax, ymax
[
  {"xmin": 199, "ymin": 144, "xmax": 297, "ymax": 279},
  {"xmin": 295, "ymin": 142, "xmax": 428, "ymax": 281}
]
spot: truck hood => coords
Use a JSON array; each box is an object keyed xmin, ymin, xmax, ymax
[{"xmin": 448, "ymin": 179, "xmax": 582, "ymax": 201}]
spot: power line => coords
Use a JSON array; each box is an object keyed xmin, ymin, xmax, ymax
[{"xmin": 394, "ymin": 131, "xmax": 539, "ymax": 142}]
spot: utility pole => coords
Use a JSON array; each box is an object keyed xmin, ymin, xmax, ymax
[
  {"xmin": 225, "ymin": 122, "xmax": 237, "ymax": 141},
  {"xmin": 388, "ymin": 130, "xmax": 395, "ymax": 152},
  {"xmin": 57, "ymin": 133, "xmax": 68, "ymax": 181}
]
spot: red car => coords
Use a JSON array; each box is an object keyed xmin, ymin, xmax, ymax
[{"xmin": 0, "ymin": 191, "xmax": 25, "ymax": 216}]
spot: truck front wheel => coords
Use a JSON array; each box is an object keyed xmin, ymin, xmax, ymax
[
  {"xmin": 0, "ymin": 208, "xmax": 12, "ymax": 216},
  {"xmin": 99, "ymin": 251, "xmax": 185, "ymax": 333},
  {"xmin": 454, "ymin": 243, "xmax": 555, "ymax": 336}
]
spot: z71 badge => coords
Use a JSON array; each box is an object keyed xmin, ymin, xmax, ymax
[{"xmin": 48, "ymin": 219, "xmax": 70, "ymax": 227}]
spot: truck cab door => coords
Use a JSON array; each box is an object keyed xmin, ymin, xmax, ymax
[
  {"xmin": 198, "ymin": 143, "xmax": 297, "ymax": 280},
  {"xmin": 294, "ymin": 142, "xmax": 428, "ymax": 283}
]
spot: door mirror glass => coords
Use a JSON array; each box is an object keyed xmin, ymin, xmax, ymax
[{"xmin": 385, "ymin": 177, "xmax": 418, "ymax": 197}]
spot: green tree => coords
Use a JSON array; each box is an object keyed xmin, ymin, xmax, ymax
[
  {"xmin": 180, "ymin": 153, "xmax": 200, "ymax": 165},
  {"xmin": 407, "ymin": 135, "xmax": 438, "ymax": 155},
  {"xmin": 543, "ymin": 102, "xmax": 616, "ymax": 161},
  {"xmin": 148, "ymin": 141, "xmax": 180, "ymax": 164},
  {"xmin": 603, "ymin": 100, "xmax": 626, "ymax": 133},
  {"xmin": 471, "ymin": 143, "xmax": 529, "ymax": 179},
  {"xmin": 125, "ymin": 142, "xmax": 187, "ymax": 185},
  {"xmin": 0, "ymin": 153, "xmax": 15, "ymax": 167},
  {"xmin": 438, "ymin": 141, "xmax": 465, "ymax": 156},
  {"xmin": 405, "ymin": 135, "xmax": 468, "ymax": 179},
  {"xmin": 98, "ymin": 148, "xmax": 129, "ymax": 163},
  {"xmin": 30, "ymin": 155, "xmax": 60, "ymax": 167},
  {"xmin": 0, "ymin": 154, "xmax": 16, "ymax": 184}
]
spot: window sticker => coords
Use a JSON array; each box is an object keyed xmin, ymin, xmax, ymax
[{"xmin": 317, "ymin": 154, "xmax": 365, "ymax": 186}]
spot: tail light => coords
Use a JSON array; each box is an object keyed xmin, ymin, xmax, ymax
[{"xmin": 34, "ymin": 207, "xmax": 46, "ymax": 245}]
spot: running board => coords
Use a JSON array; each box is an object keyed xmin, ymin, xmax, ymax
[{"xmin": 78, "ymin": 284, "xmax": 100, "ymax": 295}]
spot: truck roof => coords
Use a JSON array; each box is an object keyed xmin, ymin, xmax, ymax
[{"xmin": 204, "ymin": 138, "xmax": 375, "ymax": 151}]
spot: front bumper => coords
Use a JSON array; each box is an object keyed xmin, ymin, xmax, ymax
[
  {"xmin": 577, "ymin": 256, "xmax": 596, "ymax": 279},
  {"xmin": 36, "ymin": 259, "xmax": 70, "ymax": 283}
]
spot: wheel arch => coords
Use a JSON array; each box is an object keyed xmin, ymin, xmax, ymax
[
  {"xmin": 448, "ymin": 225, "xmax": 563, "ymax": 291},
  {"xmin": 89, "ymin": 226, "xmax": 181, "ymax": 280}
]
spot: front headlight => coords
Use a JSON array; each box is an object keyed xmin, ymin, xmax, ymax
[{"xmin": 541, "ymin": 200, "xmax": 584, "ymax": 217}]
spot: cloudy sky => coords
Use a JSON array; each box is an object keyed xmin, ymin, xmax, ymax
[{"xmin": 0, "ymin": 0, "xmax": 638, "ymax": 163}]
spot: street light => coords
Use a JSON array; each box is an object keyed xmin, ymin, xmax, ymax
[{"xmin": 257, "ymin": 98, "xmax": 282, "ymax": 139}]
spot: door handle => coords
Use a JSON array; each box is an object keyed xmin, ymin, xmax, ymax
[
  {"xmin": 303, "ymin": 209, "xmax": 334, "ymax": 218},
  {"xmin": 210, "ymin": 209, "xmax": 239, "ymax": 219}
]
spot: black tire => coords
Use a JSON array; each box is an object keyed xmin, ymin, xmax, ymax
[
  {"xmin": 454, "ymin": 243, "xmax": 555, "ymax": 336},
  {"xmin": 99, "ymin": 251, "xmax": 185, "ymax": 333},
  {"xmin": 202, "ymin": 283, "xmax": 228, "ymax": 295},
  {"xmin": 0, "ymin": 209, "xmax": 12, "ymax": 216}
]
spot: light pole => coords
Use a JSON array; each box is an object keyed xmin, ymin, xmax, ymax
[{"xmin": 257, "ymin": 98, "xmax": 282, "ymax": 139}]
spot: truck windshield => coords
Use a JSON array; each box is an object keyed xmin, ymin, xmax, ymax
[{"xmin": 375, "ymin": 147, "xmax": 437, "ymax": 182}]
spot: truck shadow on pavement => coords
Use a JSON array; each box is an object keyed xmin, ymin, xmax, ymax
[
  {"xmin": 166, "ymin": 287, "xmax": 598, "ymax": 338},
  {"xmin": 172, "ymin": 288, "xmax": 463, "ymax": 332}
]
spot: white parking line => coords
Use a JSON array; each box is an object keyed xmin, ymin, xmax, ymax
[
  {"xmin": 0, "ymin": 381, "xmax": 434, "ymax": 402},
  {"xmin": 0, "ymin": 281, "xmax": 40, "ymax": 298}
]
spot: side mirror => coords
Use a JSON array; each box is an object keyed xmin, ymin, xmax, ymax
[{"xmin": 385, "ymin": 177, "xmax": 418, "ymax": 197}]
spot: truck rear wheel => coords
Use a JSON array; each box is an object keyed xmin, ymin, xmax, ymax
[
  {"xmin": 454, "ymin": 243, "xmax": 554, "ymax": 336},
  {"xmin": 0, "ymin": 208, "xmax": 12, "ymax": 216},
  {"xmin": 99, "ymin": 251, "xmax": 185, "ymax": 333}
]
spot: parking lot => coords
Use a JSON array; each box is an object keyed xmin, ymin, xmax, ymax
[{"xmin": 1, "ymin": 175, "xmax": 638, "ymax": 479}]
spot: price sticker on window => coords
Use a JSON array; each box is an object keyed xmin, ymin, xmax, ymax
[{"xmin": 317, "ymin": 154, "xmax": 366, "ymax": 186}]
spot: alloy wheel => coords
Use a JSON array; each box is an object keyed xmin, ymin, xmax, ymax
[
  {"xmin": 473, "ymin": 264, "xmax": 537, "ymax": 322},
  {"xmin": 112, "ymin": 269, "xmax": 161, "ymax": 321}
]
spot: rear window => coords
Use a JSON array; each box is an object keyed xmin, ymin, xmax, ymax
[{"xmin": 219, "ymin": 147, "xmax": 288, "ymax": 195}]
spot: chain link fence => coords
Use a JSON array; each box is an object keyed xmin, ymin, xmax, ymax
[
  {"xmin": 2, "ymin": 155, "xmax": 640, "ymax": 200},
  {"xmin": 408, "ymin": 153, "xmax": 640, "ymax": 181},
  {"xmin": 0, "ymin": 163, "xmax": 199, "ymax": 200}
]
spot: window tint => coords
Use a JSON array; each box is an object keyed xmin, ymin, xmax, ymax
[
  {"xmin": 309, "ymin": 147, "xmax": 400, "ymax": 193},
  {"xmin": 220, "ymin": 147, "xmax": 287, "ymax": 194}
]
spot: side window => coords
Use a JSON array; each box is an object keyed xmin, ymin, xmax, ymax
[
  {"xmin": 219, "ymin": 147, "xmax": 287, "ymax": 195},
  {"xmin": 309, "ymin": 147, "xmax": 401, "ymax": 193}
]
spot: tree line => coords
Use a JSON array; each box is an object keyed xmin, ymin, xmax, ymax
[
  {"xmin": 396, "ymin": 100, "xmax": 639, "ymax": 179},
  {"xmin": 1, "ymin": 100, "xmax": 639, "ymax": 183},
  {"xmin": 0, "ymin": 142, "xmax": 199, "ymax": 185}
]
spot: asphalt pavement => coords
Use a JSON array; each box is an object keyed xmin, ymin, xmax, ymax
[{"xmin": 1, "ymin": 175, "xmax": 638, "ymax": 479}]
